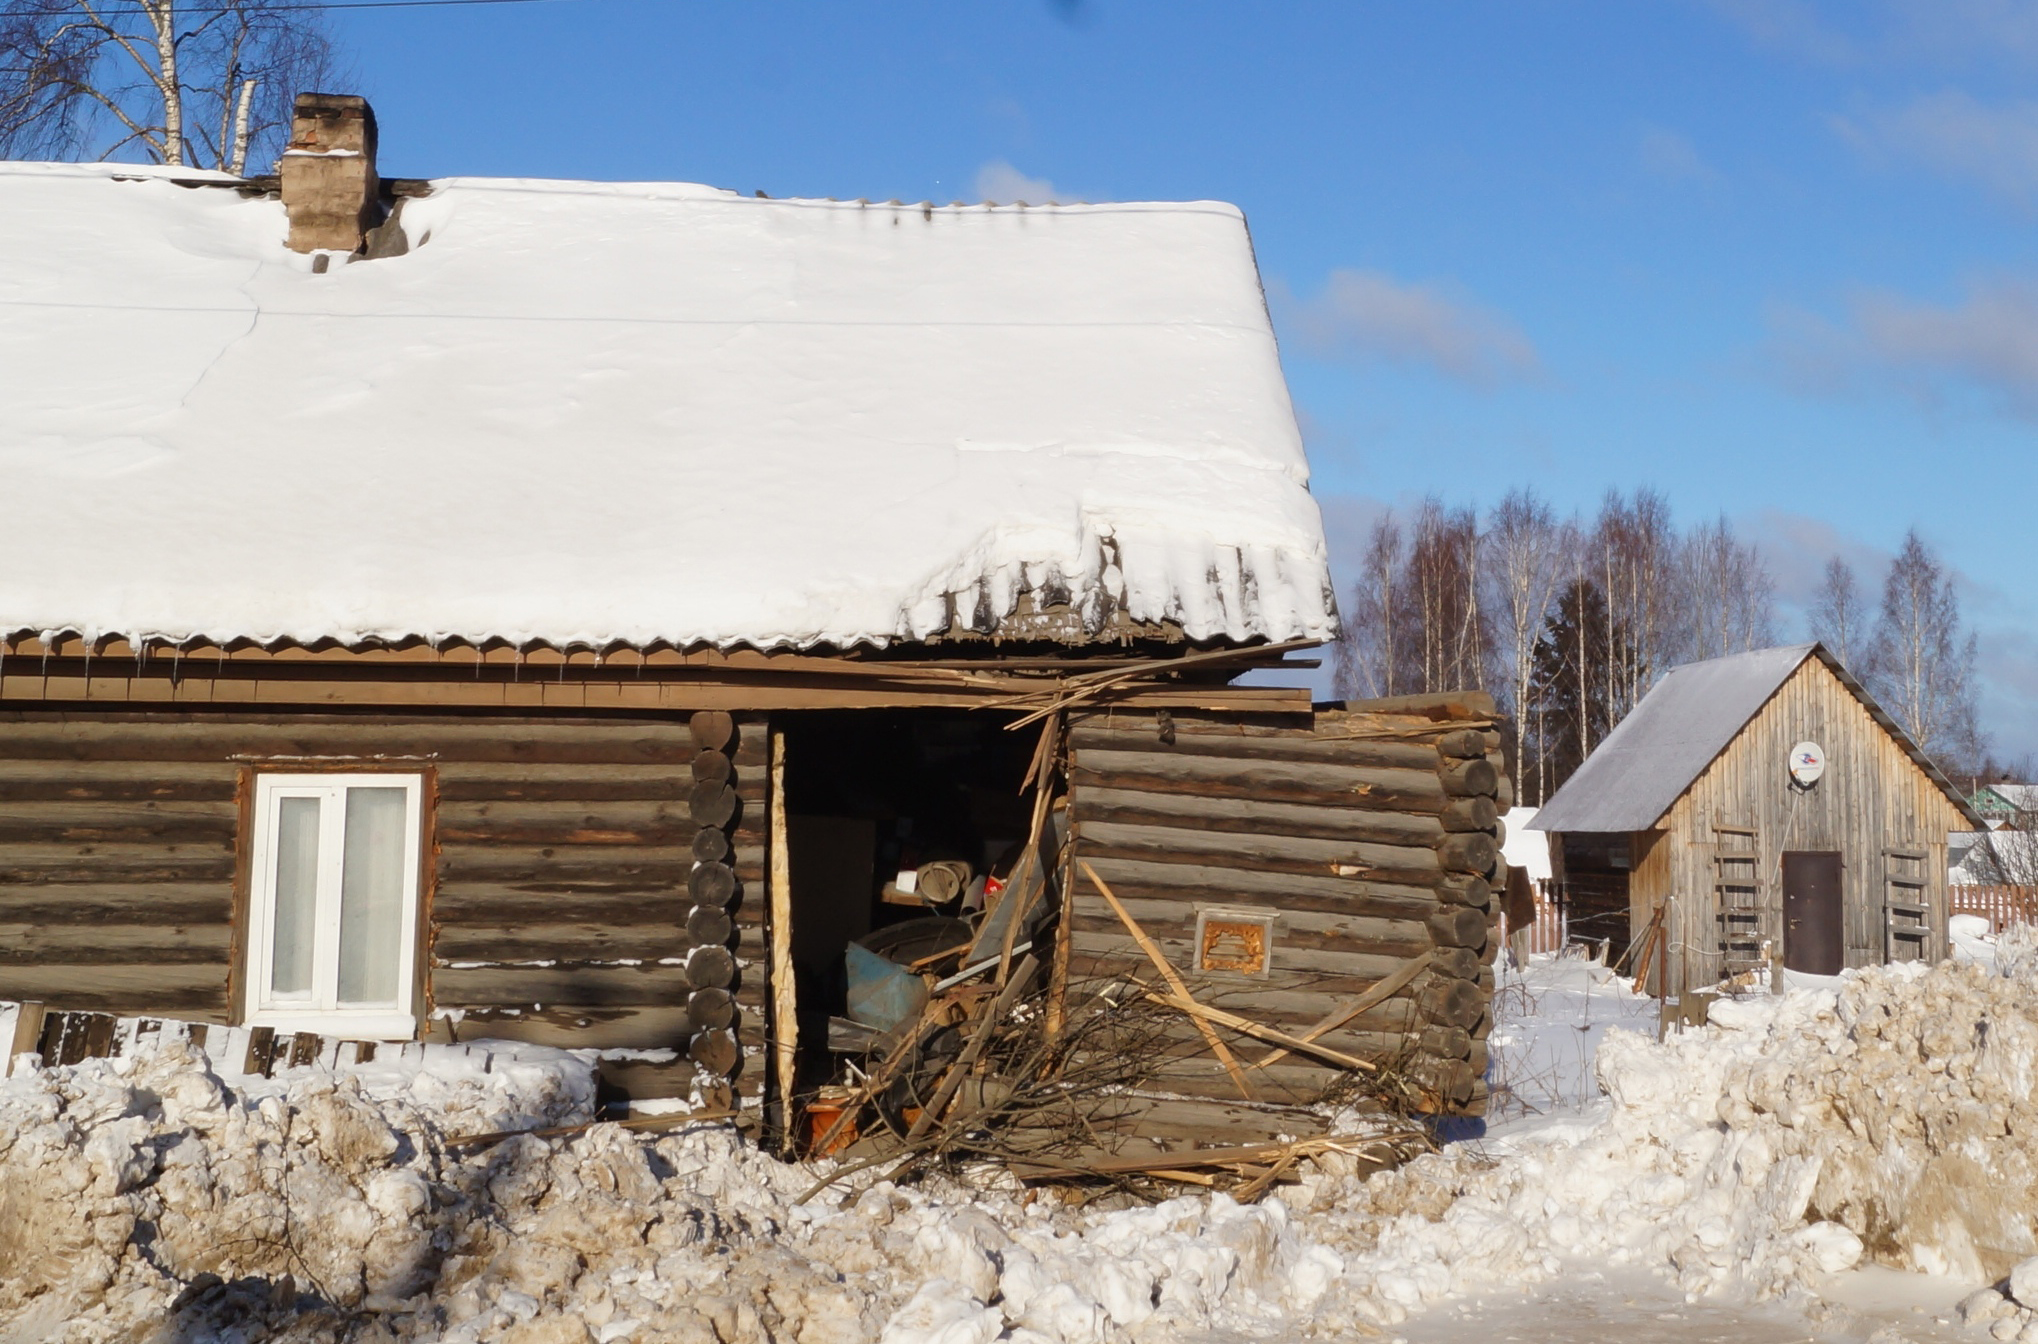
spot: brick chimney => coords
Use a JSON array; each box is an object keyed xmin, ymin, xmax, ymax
[{"xmin": 280, "ymin": 93, "xmax": 380, "ymax": 254}]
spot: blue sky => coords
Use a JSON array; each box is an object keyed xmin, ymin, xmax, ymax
[{"xmin": 336, "ymin": 0, "xmax": 2038, "ymax": 752}]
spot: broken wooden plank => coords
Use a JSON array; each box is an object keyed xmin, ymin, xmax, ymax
[
  {"xmin": 1145, "ymin": 991, "xmax": 1377, "ymax": 1072},
  {"xmin": 1251, "ymin": 951, "xmax": 1433, "ymax": 1070},
  {"xmin": 906, "ymin": 953, "xmax": 1040, "ymax": 1141},
  {"xmin": 1080, "ymin": 860, "xmax": 1257, "ymax": 1101}
]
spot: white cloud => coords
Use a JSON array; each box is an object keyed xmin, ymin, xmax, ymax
[
  {"xmin": 1276, "ymin": 269, "xmax": 1540, "ymax": 387},
  {"xmin": 1710, "ymin": 0, "xmax": 2038, "ymax": 67},
  {"xmin": 1638, "ymin": 126, "xmax": 1723, "ymax": 184},
  {"xmin": 973, "ymin": 160, "xmax": 1062, "ymax": 205},
  {"xmin": 1837, "ymin": 91, "xmax": 2038, "ymax": 203},
  {"xmin": 1770, "ymin": 277, "xmax": 2038, "ymax": 416}
]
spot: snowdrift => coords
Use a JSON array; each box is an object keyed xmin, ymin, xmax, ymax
[{"xmin": 8, "ymin": 949, "xmax": 2038, "ymax": 1341}]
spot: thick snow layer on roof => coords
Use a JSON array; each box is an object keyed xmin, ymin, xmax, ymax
[{"xmin": 0, "ymin": 163, "xmax": 1333, "ymax": 650}]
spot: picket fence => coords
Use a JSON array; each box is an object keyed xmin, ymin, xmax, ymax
[{"xmin": 1950, "ymin": 884, "xmax": 2038, "ymax": 934}]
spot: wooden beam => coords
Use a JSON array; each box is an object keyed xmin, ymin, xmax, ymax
[{"xmin": 767, "ymin": 728, "xmax": 797, "ymax": 1154}]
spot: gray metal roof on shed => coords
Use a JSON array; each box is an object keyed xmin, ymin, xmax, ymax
[{"xmin": 1531, "ymin": 643, "xmax": 1982, "ymax": 834}]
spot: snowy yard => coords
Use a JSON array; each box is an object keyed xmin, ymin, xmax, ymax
[{"xmin": 7, "ymin": 937, "xmax": 2038, "ymax": 1342}]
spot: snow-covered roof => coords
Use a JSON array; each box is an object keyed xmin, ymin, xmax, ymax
[
  {"xmin": 1532, "ymin": 643, "xmax": 1980, "ymax": 834},
  {"xmin": 0, "ymin": 163, "xmax": 1334, "ymax": 652}
]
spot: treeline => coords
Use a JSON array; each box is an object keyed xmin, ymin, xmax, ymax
[{"xmin": 1333, "ymin": 488, "xmax": 1981, "ymax": 804}]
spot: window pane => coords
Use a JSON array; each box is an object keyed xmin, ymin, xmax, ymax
[
  {"xmin": 269, "ymin": 796, "xmax": 321, "ymax": 998},
  {"xmin": 337, "ymin": 787, "xmax": 408, "ymax": 1006}
]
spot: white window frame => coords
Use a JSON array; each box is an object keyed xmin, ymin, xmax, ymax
[{"xmin": 244, "ymin": 772, "xmax": 424, "ymax": 1038}]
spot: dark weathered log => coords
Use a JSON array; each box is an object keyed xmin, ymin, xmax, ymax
[
  {"xmin": 1439, "ymin": 757, "xmax": 1498, "ymax": 798},
  {"xmin": 1068, "ymin": 725, "xmax": 1443, "ymax": 771},
  {"xmin": 1435, "ymin": 832, "xmax": 1497, "ymax": 875},
  {"xmin": 1435, "ymin": 873, "xmax": 1492, "ymax": 909},
  {"xmin": 433, "ymin": 800, "xmax": 696, "ymax": 847},
  {"xmin": 689, "ymin": 711, "xmax": 735, "ymax": 752},
  {"xmin": 433, "ymin": 923, "xmax": 688, "ymax": 964},
  {"xmin": 686, "ymin": 904, "xmax": 732, "ymax": 946},
  {"xmin": 688, "ymin": 781, "xmax": 737, "ymax": 828},
  {"xmin": 1076, "ymin": 855, "xmax": 1440, "ymax": 920},
  {"xmin": 432, "ymin": 964, "xmax": 692, "ymax": 1009},
  {"xmin": 0, "ymin": 851, "xmax": 238, "ymax": 886},
  {"xmin": 690, "ymin": 750, "xmax": 731, "ymax": 786},
  {"xmin": 688, "ymin": 862, "xmax": 736, "ymax": 908},
  {"xmin": 1075, "ymin": 821, "xmax": 1441, "ymax": 884},
  {"xmin": 0, "ymin": 922, "xmax": 228, "ymax": 965},
  {"xmin": 0, "ymin": 964, "xmax": 228, "ymax": 1015},
  {"xmin": 1421, "ymin": 1024, "xmax": 1473, "ymax": 1059},
  {"xmin": 1436, "ymin": 729, "xmax": 1489, "ymax": 760},
  {"xmin": 438, "ymin": 764, "xmax": 691, "ymax": 804},
  {"xmin": 1072, "ymin": 750, "xmax": 1446, "ymax": 812},
  {"xmin": 444, "ymin": 1005, "xmax": 690, "ymax": 1049},
  {"xmin": 0, "ymin": 715, "xmax": 695, "ymax": 765},
  {"xmin": 0, "ymin": 883, "xmax": 229, "ymax": 925},
  {"xmin": 1438, "ymin": 796, "xmax": 1498, "ymax": 833},
  {"xmin": 690, "ymin": 826, "xmax": 729, "ymax": 863},
  {"xmin": 685, "ymin": 987, "xmax": 736, "ymax": 1032},
  {"xmin": 684, "ymin": 944, "xmax": 736, "ymax": 991},
  {"xmin": 687, "ymin": 1028, "xmax": 740, "ymax": 1075},
  {"xmin": 1417, "ymin": 975, "xmax": 1485, "ymax": 1028},
  {"xmin": 437, "ymin": 846, "xmax": 693, "ymax": 886},
  {"xmin": 1074, "ymin": 785, "xmax": 1447, "ymax": 846},
  {"xmin": 1428, "ymin": 946, "xmax": 1480, "ymax": 981},
  {"xmin": 1338, "ymin": 690, "xmax": 1497, "ymax": 719},
  {"xmin": 1409, "ymin": 1055, "xmax": 1476, "ymax": 1106},
  {"xmin": 1428, "ymin": 906, "xmax": 1489, "ymax": 949}
]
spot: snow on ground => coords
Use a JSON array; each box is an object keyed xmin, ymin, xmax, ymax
[{"xmin": 11, "ymin": 943, "xmax": 2038, "ymax": 1342}]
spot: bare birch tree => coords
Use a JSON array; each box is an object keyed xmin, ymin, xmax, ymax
[
  {"xmin": 1681, "ymin": 514, "xmax": 1776, "ymax": 660},
  {"xmin": 1335, "ymin": 512, "xmax": 1408, "ymax": 700},
  {"xmin": 1593, "ymin": 488, "xmax": 1680, "ymax": 719},
  {"xmin": 1, "ymin": 0, "xmax": 336, "ymax": 173},
  {"xmin": 1866, "ymin": 529, "xmax": 1981, "ymax": 768},
  {"xmin": 1408, "ymin": 496, "xmax": 1487, "ymax": 695},
  {"xmin": 1807, "ymin": 556, "xmax": 1868, "ymax": 670},
  {"xmin": 1483, "ymin": 487, "xmax": 1572, "ymax": 791}
]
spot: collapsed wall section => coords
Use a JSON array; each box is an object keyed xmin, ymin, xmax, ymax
[{"xmin": 1063, "ymin": 695, "xmax": 1507, "ymax": 1113}]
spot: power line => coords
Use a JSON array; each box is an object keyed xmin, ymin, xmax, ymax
[{"xmin": 0, "ymin": 0, "xmax": 590, "ymax": 17}]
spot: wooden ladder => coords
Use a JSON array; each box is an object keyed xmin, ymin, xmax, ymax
[
  {"xmin": 1884, "ymin": 848, "xmax": 1930, "ymax": 963},
  {"xmin": 1714, "ymin": 824, "xmax": 1765, "ymax": 977}
]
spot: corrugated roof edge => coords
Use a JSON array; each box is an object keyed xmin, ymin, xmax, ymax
[{"xmin": 1530, "ymin": 641, "xmax": 1982, "ymax": 833}]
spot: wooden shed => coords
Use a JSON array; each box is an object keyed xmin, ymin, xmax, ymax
[
  {"xmin": 1532, "ymin": 643, "xmax": 1982, "ymax": 990},
  {"xmin": 0, "ymin": 112, "xmax": 1507, "ymax": 1124}
]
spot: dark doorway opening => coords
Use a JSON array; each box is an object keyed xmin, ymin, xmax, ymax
[
  {"xmin": 1782, "ymin": 851, "xmax": 1844, "ymax": 975},
  {"xmin": 776, "ymin": 710, "xmax": 1038, "ymax": 1086}
]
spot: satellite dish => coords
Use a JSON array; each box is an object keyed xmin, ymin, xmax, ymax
[{"xmin": 1789, "ymin": 741, "xmax": 1826, "ymax": 787}]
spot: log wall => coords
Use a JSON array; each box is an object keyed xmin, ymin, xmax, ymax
[
  {"xmin": 1065, "ymin": 697, "xmax": 1506, "ymax": 1114},
  {"xmin": 0, "ymin": 710, "xmax": 766, "ymax": 1099}
]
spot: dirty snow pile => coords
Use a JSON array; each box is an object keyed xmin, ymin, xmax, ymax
[{"xmin": 13, "ymin": 947, "xmax": 2038, "ymax": 1342}]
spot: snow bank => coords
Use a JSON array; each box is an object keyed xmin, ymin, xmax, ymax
[
  {"xmin": 11, "ymin": 952, "xmax": 2038, "ymax": 1341},
  {"xmin": 0, "ymin": 164, "xmax": 1332, "ymax": 651}
]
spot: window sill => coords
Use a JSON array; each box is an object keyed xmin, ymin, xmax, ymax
[{"xmin": 244, "ymin": 1010, "xmax": 417, "ymax": 1041}]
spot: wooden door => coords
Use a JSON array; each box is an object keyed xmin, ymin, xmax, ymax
[{"xmin": 1781, "ymin": 852, "xmax": 1843, "ymax": 975}]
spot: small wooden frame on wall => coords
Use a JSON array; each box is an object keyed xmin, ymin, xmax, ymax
[{"xmin": 1193, "ymin": 908, "xmax": 1277, "ymax": 978}]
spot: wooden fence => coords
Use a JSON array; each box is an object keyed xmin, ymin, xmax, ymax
[
  {"xmin": 1503, "ymin": 885, "xmax": 1567, "ymax": 957},
  {"xmin": 1951, "ymin": 884, "xmax": 2038, "ymax": 933}
]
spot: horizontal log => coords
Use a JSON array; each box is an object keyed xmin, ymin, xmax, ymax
[
  {"xmin": 1073, "ymin": 785, "xmax": 1446, "ymax": 846},
  {"xmin": 431, "ymin": 892, "xmax": 689, "ymax": 928},
  {"xmin": 451, "ymin": 1005, "xmax": 690, "ymax": 1050},
  {"xmin": 1073, "ymin": 855, "xmax": 1441, "ymax": 920},
  {"xmin": 437, "ymin": 844, "xmax": 694, "ymax": 885},
  {"xmin": 431, "ymin": 963, "xmax": 693, "ymax": 1009},
  {"xmin": 688, "ymin": 1027, "xmax": 740, "ymax": 1076},
  {"xmin": 1074, "ymin": 821, "xmax": 1441, "ymax": 884},
  {"xmin": 0, "ymin": 715, "xmax": 697, "ymax": 765},
  {"xmin": 1435, "ymin": 832, "xmax": 1497, "ymax": 875},
  {"xmin": 1438, "ymin": 796, "xmax": 1498, "ymax": 833},
  {"xmin": 434, "ymin": 798, "xmax": 695, "ymax": 845},
  {"xmin": 0, "ymin": 847, "xmax": 236, "ymax": 885},
  {"xmin": 690, "ymin": 711, "xmax": 735, "ymax": 752},
  {"xmin": 0, "ymin": 882, "xmax": 231, "ymax": 924},
  {"xmin": 1436, "ymin": 729, "xmax": 1492, "ymax": 760},
  {"xmin": 0, "ymin": 964, "xmax": 229, "ymax": 1015},
  {"xmin": 1417, "ymin": 976, "xmax": 1485, "ymax": 1029},
  {"xmin": 1337, "ymin": 691, "xmax": 1496, "ymax": 719},
  {"xmin": 0, "ymin": 922, "xmax": 230, "ymax": 964},
  {"xmin": 1429, "ymin": 946, "xmax": 1480, "ymax": 981},
  {"xmin": 1067, "ymin": 725, "xmax": 1442, "ymax": 771},
  {"xmin": 435, "ymin": 762, "xmax": 691, "ymax": 804},
  {"xmin": 1421, "ymin": 1024, "xmax": 1472, "ymax": 1060},
  {"xmin": 1436, "ymin": 874, "xmax": 1492, "ymax": 909},
  {"xmin": 1070, "ymin": 928, "xmax": 1428, "ymax": 982},
  {"xmin": 0, "ymin": 760, "xmax": 239, "ymax": 803},
  {"xmin": 1428, "ymin": 906, "xmax": 1490, "ymax": 949},
  {"xmin": 432, "ymin": 923, "xmax": 690, "ymax": 964},
  {"xmin": 1071, "ymin": 750, "xmax": 1446, "ymax": 812},
  {"xmin": 1439, "ymin": 757, "xmax": 1498, "ymax": 798},
  {"xmin": 1069, "ymin": 906, "xmax": 1432, "ymax": 962},
  {"xmin": 686, "ymin": 987, "xmax": 737, "ymax": 1032}
]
